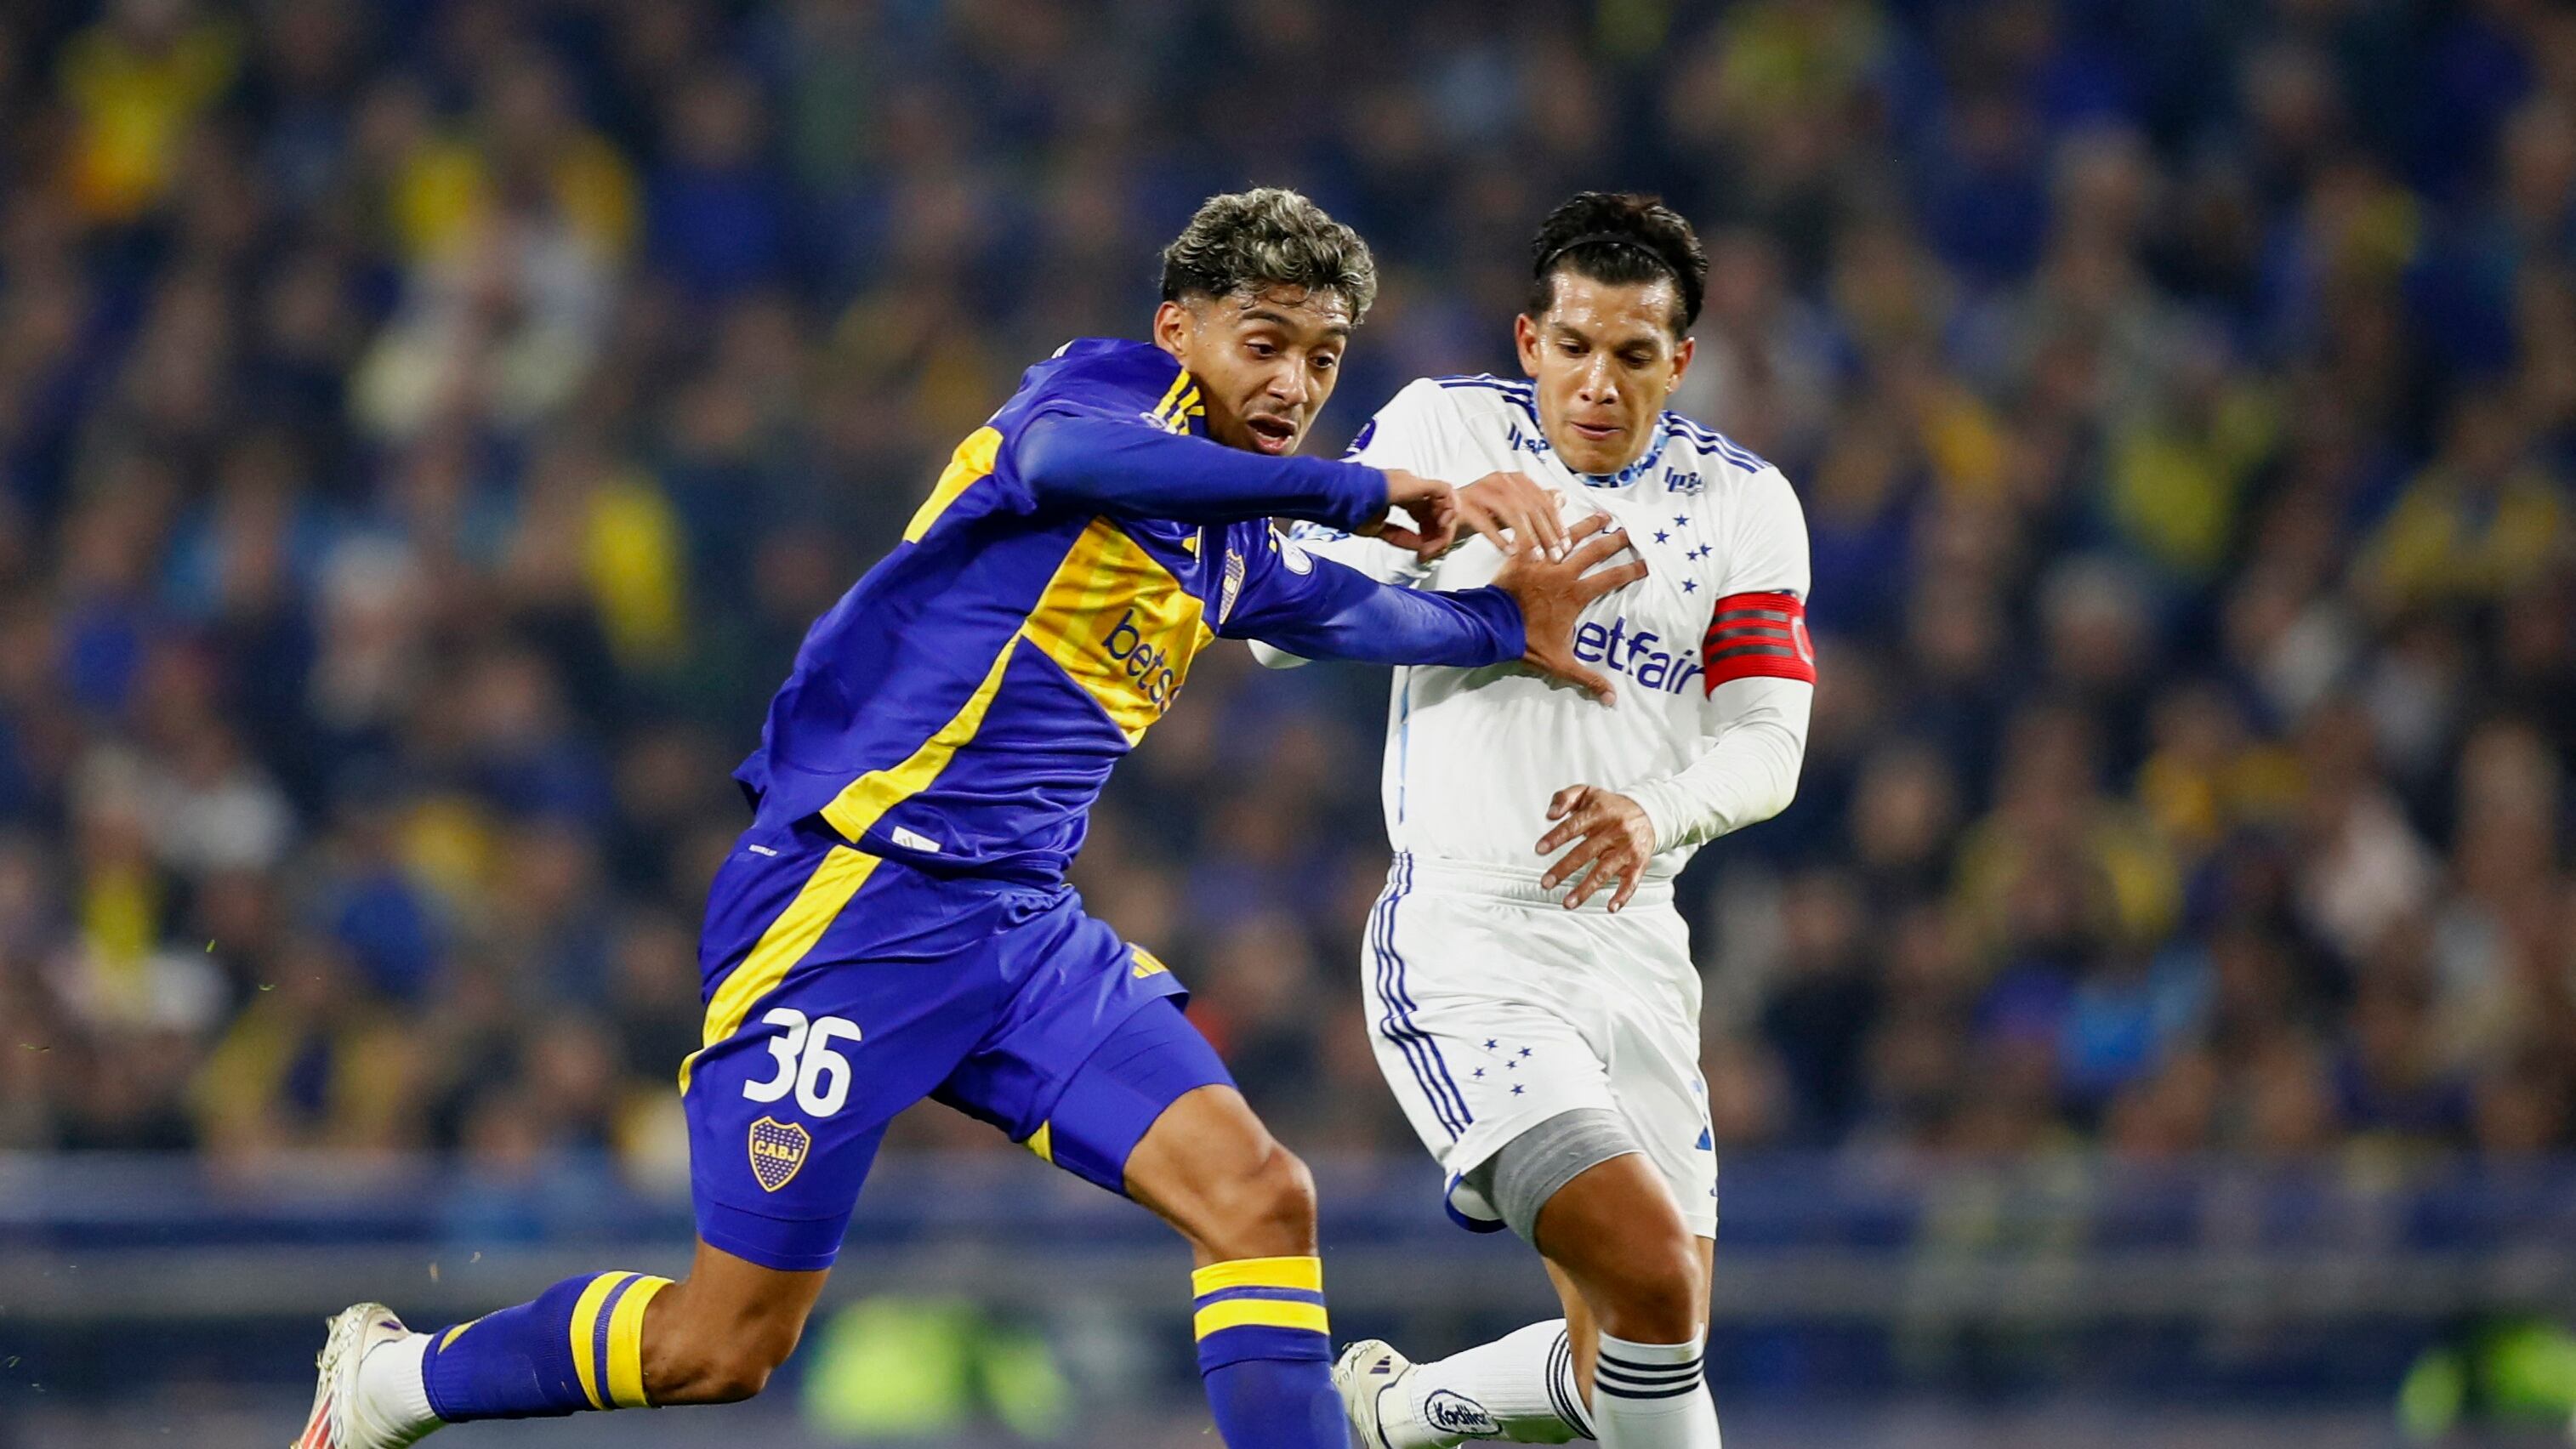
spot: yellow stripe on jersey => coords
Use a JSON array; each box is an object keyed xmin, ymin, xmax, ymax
[
  {"xmin": 680, "ymin": 635, "xmax": 1026, "ymax": 1094},
  {"xmin": 1148, "ymin": 368, "xmax": 1193, "ymax": 424},
  {"xmin": 1191, "ymin": 1256, "xmax": 1323, "ymax": 1295},
  {"xmin": 569, "ymin": 1272, "xmax": 633, "ymax": 1411},
  {"xmin": 902, "ymin": 426, "xmax": 1004, "ymax": 543},
  {"xmin": 1159, "ymin": 385, "xmax": 1202, "ymax": 433},
  {"xmin": 1193, "ymin": 1299, "xmax": 1330, "ymax": 1339},
  {"xmin": 1024, "ymin": 1121, "xmax": 1054, "ymax": 1163},
  {"xmin": 1016, "ymin": 520, "xmax": 1217, "ymax": 742},
  {"xmin": 817, "ymin": 634, "xmax": 1025, "ymax": 842},
  {"xmin": 606, "ymin": 1275, "xmax": 672, "ymax": 1410}
]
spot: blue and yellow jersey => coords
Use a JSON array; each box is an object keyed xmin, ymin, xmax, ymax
[{"xmin": 734, "ymin": 338, "xmax": 1525, "ymax": 884}]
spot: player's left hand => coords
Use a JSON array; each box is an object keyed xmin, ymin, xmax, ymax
[{"xmin": 1536, "ymin": 784, "xmax": 1656, "ymax": 912}]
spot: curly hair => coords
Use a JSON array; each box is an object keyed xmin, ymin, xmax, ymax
[
  {"xmin": 1527, "ymin": 191, "xmax": 1709, "ymax": 336},
  {"xmin": 1159, "ymin": 187, "xmax": 1379, "ymax": 323}
]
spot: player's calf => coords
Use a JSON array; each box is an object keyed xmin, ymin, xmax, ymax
[
  {"xmin": 636, "ymin": 1256, "xmax": 819, "ymax": 1404},
  {"xmin": 1532, "ymin": 1147, "xmax": 1703, "ymax": 1344},
  {"xmin": 1124, "ymin": 1082, "xmax": 1346, "ymax": 1449}
]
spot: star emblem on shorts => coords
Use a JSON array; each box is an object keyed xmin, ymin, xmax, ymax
[
  {"xmin": 1511, "ymin": 1084, "xmax": 1526, "ymax": 1096},
  {"xmin": 1472, "ymin": 1067, "xmax": 1486, "ymax": 1079},
  {"xmin": 1520, "ymin": 1047, "xmax": 1533, "ymax": 1058},
  {"xmin": 1673, "ymin": 515, "xmax": 1688, "ymax": 529},
  {"xmin": 1653, "ymin": 529, "xmax": 1670, "ymax": 544},
  {"xmin": 1483, "ymin": 1039, "xmax": 1498, "ymax": 1050},
  {"xmin": 1682, "ymin": 579, "xmax": 1697, "ymax": 592}
]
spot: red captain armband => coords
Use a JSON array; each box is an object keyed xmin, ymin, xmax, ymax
[{"xmin": 1701, "ymin": 591, "xmax": 1817, "ymax": 692}]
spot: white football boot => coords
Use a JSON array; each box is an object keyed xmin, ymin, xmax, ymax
[
  {"xmin": 293, "ymin": 1303, "xmax": 439, "ymax": 1449},
  {"xmin": 1334, "ymin": 1338, "xmax": 1420, "ymax": 1449}
]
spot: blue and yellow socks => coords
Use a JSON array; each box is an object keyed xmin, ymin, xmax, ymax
[
  {"xmin": 1191, "ymin": 1255, "xmax": 1345, "ymax": 1448},
  {"xmin": 415, "ymin": 1270, "xmax": 674, "ymax": 1421}
]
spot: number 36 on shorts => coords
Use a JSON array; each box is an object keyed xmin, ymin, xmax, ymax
[{"xmin": 742, "ymin": 1007, "xmax": 862, "ymax": 1117}]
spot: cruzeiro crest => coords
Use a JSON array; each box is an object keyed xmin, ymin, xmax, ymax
[{"xmin": 748, "ymin": 1116, "xmax": 810, "ymax": 1193}]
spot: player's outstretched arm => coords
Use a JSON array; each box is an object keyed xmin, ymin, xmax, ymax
[
  {"xmin": 1248, "ymin": 471, "xmax": 1570, "ymax": 670},
  {"xmin": 1221, "ymin": 544, "xmax": 1526, "ymax": 668},
  {"xmin": 1013, "ymin": 410, "xmax": 1390, "ymax": 529},
  {"xmin": 1010, "ymin": 413, "xmax": 1558, "ymax": 554},
  {"xmin": 1226, "ymin": 514, "xmax": 1644, "ymax": 693}
]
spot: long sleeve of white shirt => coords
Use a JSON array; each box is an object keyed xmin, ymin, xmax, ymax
[{"xmin": 1622, "ymin": 673, "xmax": 1811, "ymax": 852}]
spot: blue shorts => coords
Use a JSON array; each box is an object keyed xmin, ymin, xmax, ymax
[{"xmin": 681, "ymin": 821, "xmax": 1232, "ymax": 1271}]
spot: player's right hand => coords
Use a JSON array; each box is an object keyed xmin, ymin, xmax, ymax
[
  {"xmin": 1493, "ymin": 513, "xmax": 1647, "ymax": 704},
  {"xmin": 1365, "ymin": 469, "xmax": 1460, "ymax": 560}
]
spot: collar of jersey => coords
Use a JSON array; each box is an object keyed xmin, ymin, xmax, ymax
[{"xmin": 1568, "ymin": 417, "xmax": 1672, "ymax": 490}]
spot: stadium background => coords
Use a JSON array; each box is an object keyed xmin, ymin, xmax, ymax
[{"xmin": 1, "ymin": 0, "xmax": 2573, "ymax": 1444}]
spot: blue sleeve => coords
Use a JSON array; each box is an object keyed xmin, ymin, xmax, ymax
[
  {"xmin": 1212, "ymin": 529, "xmax": 1526, "ymax": 666},
  {"xmin": 1008, "ymin": 411, "xmax": 1387, "ymax": 531}
]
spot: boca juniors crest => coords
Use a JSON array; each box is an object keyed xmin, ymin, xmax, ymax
[{"xmin": 748, "ymin": 1116, "xmax": 810, "ymax": 1192}]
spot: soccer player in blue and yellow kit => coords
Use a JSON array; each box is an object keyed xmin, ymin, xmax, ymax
[{"xmin": 296, "ymin": 189, "xmax": 1646, "ymax": 1449}]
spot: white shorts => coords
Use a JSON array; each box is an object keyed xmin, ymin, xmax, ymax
[{"xmin": 1361, "ymin": 852, "xmax": 1718, "ymax": 1239}]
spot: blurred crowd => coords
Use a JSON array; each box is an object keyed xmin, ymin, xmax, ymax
[{"xmin": 0, "ymin": 0, "xmax": 2567, "ymax": 1190}]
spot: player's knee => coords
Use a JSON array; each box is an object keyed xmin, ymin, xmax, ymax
[
  {"xmin": 1589, "ymin": 1230, "xmax": 1703, "ymax": 1343},
  {"xmin": 1198, "ymin": 1138, "xmax": 1316, "ymax": 1259}
]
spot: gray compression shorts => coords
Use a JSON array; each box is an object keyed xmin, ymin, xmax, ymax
[{"xmin": 1459, "ymin": 1107, "xmax": 1642, "ymax": 1245}]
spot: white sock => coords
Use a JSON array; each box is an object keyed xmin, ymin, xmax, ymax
[
  {"xmin": 357, "ymin": 1332, "xmax": 439, "ymax": 1433},
  {"xmin": 1590, "ymin": 1331, "xmax": 1716, "ymax": 1449},
  {"xmin": 1386, "ymin": 1320, "xmax": 1589, "ymax": 1446}
]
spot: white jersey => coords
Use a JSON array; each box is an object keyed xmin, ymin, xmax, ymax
[{"xmin": 1256, "ymin": 373, "xmax": 1815, "ymax": 886}]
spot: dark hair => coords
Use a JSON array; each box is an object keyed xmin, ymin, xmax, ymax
[
  {"xmin": 1526, "ymin": 191, "xmax": 1708, "ymax": 336},
  {"xmin": 1160, "ymin": 187, "xmax": 1379, "ymax": 322}
]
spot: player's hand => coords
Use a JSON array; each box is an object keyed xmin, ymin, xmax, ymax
[
  {"xmin": 1454, "ymin": 472, "xmax": 1567, "ymax": 560},
  {"xmin": 1537, "ymin": 784, "xmax": 1656, "ymax": 912},
  {"xmin": 1362, "ymin": 469, "xmax": 1459, "ymax": 560},
  {"xmin": 1492, "ymin": 513, "xmax": 1647, "ymax": 704}
]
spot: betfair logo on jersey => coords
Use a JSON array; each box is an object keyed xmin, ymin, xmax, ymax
[
  {"xmin": 1573, "ymin": 615, "xmax": 1705, "ymax": 694},
  {"xmin": 748, "ymin": 1116, "xmax": 810, "ymax": 1193},
  {"xmin": 1023, "ymin": 521, "xmax": 1214, "ymax": 743},
  {"xmin": 1101, "ymin": 609, "xmax": 1184, "ymax": 710}
]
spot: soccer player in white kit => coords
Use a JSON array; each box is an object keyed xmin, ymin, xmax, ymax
[{"xmin": 1253, "ymin": 194, "xmax": 1813, "ymax": 1449}]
